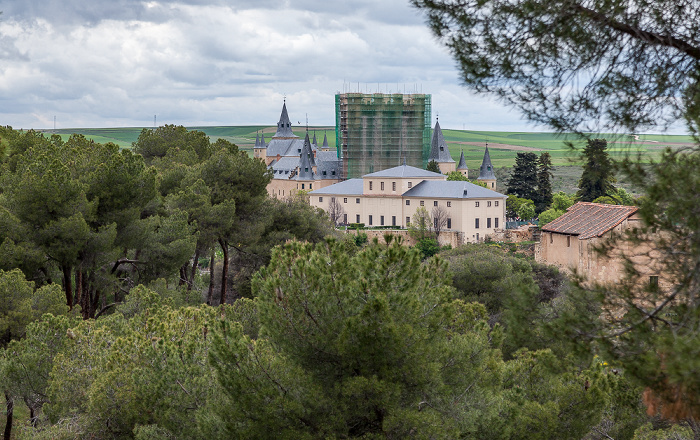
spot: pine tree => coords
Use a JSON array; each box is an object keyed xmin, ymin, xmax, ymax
[
  {"xmin": 426, "ymin": 159, "xmax": 440, "ymax": 173},
  {"xmin": 535, "ymin": 152, "xmax": 554, "ymax": 213},
  {"xmin": 577, "ymin": 138, "xmax": 616, "ymax": 202},
  {"xmin": 506, "ymin": 152, "xmax": 538, "ymax": 201}
]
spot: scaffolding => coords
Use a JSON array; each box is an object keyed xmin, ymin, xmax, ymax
[{"xmin": 335, "ymin": 93, "xmax": 431, "ymax": 179}]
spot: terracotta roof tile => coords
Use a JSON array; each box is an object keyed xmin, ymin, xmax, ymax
[{"xmin": 542, "ymin": 202, "xmax": 638, "ymax": 240}]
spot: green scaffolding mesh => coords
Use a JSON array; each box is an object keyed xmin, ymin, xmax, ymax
[{"xmin": 335, "ymin": 93, "xmax": 431, "ymax": 179}]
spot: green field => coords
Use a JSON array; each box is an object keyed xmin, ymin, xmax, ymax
[{"xmin": 44, "ymin": 126, "xmax": 694, "ymax": 169}]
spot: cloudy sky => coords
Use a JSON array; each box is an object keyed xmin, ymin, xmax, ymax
[{"xmin": 1, "ymin": 0, "xmax": 534, "ymax": 131}]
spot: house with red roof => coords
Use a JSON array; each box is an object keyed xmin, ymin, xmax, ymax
[{"xmin": 536, "ymin": 202, "xmax": 664, "ymax": 287}]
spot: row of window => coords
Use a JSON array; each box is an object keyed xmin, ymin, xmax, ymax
[
  {"xmin": 474, "ymin": 218, "xmax": 499, "ymax": 229},
  {"xmin": 319, "ymin": 196, "xmax": 501, "ymax": 210},
  {"xmin": 368, "ymin": 181, "xmax": 412, "ymax": 191}
]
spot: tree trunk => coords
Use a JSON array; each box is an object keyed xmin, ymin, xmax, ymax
[
  {"xmin": 188, "ymin": 250, "xmax": 200, "ymax": 293},
  {"xmin": 4, "ymin": 391, "xmax": 13, "ymax": 440},
  {"xmin": 62, "ymin": 264, "xmax": 73, "ymax": 309},
  {"xmin": 219, "ymin": 238, "xmax": 229, "ymax": 305},
  {"xmin": 207, "ymin": 251, "xmax": 215, "ymax": 306},
  {"xmin": 179, "ymin": 266, "xmax": 187, "ymax": 286},
  {"xmin": 75, "ymin": 269, "xmax": 84, "ymax": 309}
]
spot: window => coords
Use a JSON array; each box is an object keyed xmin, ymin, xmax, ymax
[
  {"xmin": 392, "ymin": 216, "xmax": 396, "ymax": 226},
  {"xmin": 494, "ymin": 218, "xmax": 499, "ymax": 228},
  {"xmin": 356, "ymin": 214, "xmax": 360, "ymax": 223},
  {"xmin": 332, "ymin": 171, "xmax": 335, "ymax": 175},
  {"xmin": 475, "ymin": 218, "xmax": 480, "ymax": 229},
  {"xmin": 309, "ymin": 184, "xmax": 312, "ymax": 189},
  {"xmin": 369, "ymin": 181, "xmax": 373, "ymax": 190},
  {"xmin": 406, "ymin": 200, "xmax": 410, "ymax": 206},
  {"xmin": 434, "ymin": 201, "xmax": 438, "ymax": 207},
  {"xmin": 323, "ymin": 171, "xmax": 327, "ymax": 176},
  {"xmin": 343, "ymin": 198, "xmax": 348, "ymax": 203},
  {"xmin": 380, "ymin": 216, "xmax": 385, "ymax": 226},
  {"xmin": 319, "ymin": 197, "xmax": 323, "ymax": 202},
  {"xmin": 649, "ymin": 276, "xmax": 659, "ymax": 288},
  {"xmin": 305, "ymin": 168, "xmax": 309, "ymax": 173},
  {"xmin": 392, "ymin": 182, "xmax": 396, "ymax": 191},
  {"xmin": 487, "ymin": 201, "xmax": 492, "ymax": 207},
  {"xmin": 495, "ymin": 201, "xmax": 499, "ymax": 207},
  {"xmin": 369, "ymin": 215, "xmax": 373, "ymax": 226},
  {"xmin": 487, "ymin": 218, "xmax": 492, "ymax": 228},
  {"xmin": 420, "ymin": 201, "xmax": 425, "ymax": 206},
  {"xmin": 408, "ymin": 182, "xmax": 412, "ymax": 188},
  {"xmin": 434, "ymin": 217, "xmax": 438, "ymax": 229},
  {"xmin": 406, "ymin": 217, "xmax": 410, "ymax": 225},
  {"xmin": 447, "ymin": 218, "xmax": 451, "ymax": 229},
  {"xmin": 567, "ymin": 236, "xmax": 571, "ymax": 247},
  {"xmin": 343, "ymin": 214, "xmax": 347, "ymax": 224},
  {"xmin": 491, "ymin": 182, "xmax": 494, "ymax": 188},
  {"xmin": 356, "ymin": 198, "xmax": 360, "ymax": 204},
  {"xmin": 301, "ymin": 184, "xmax": 305, "ymax": 189},
  {"xmin": 447, "ymin": 201, "xmax": 451, "ymax": 207},
  {"xmin": 381, "ymin": 182, "xmax": 385, "ymax": 191},
  {"xmin": 475, "ymin": 201, "xmax": 480, "ymax": 207},
  {"xmin": 550, "ymin": 232, "xmax": 553, "ymax": 243}
]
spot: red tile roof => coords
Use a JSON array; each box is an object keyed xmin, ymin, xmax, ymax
[{"xmin": 542, "ymin": 202, "xmax": 638, "ymax": 240}]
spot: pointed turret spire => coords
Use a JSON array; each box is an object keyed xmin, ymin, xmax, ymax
[
  {"xmin": 297, "ymin": 132, "xmax": 316, "ymax": 180},
  {"xmin": 255, "ymin": 132, "xmax": 260, "ymax": 148},
  {"xmin": 260, "ymin": 132, "xmax": 266, "ymax": 148},
  {"xmin": 478, "ymin": 144, "xmax": 496, "ymax": 180},
  {"xmin": 312, "ymin": 132, "xmax": 317, "ymax": 146},
  {"xmin": 322, "ymin": 132, "xmax": 329, "ymax": 150},
  {"xmin": 429, "ymin": 120, "xmax": 455, "ymax": 163},
  {"xmin": 457, "ymin": 150, "xmax": 468, "ymax": 171},
  {"xmin": 273, "ymin": 102, "xmax": 297, "ymax": 139}
]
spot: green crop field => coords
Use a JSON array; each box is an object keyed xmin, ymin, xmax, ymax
[{"xmin": 42, "ymin": 126, "xmax": 693, "ymax": 170}]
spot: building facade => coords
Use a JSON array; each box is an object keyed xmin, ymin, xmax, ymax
[
  {"xmin": 255, "ymin": 102, "xmax": 342, "ymax": 199},
  {"xmin": 536, "ymin": 202, "xmax": 666, "ymax": 289},
  {"xmin": 309, "ymin": 164, "xmax": 507, "ymax": 244},
  {"xmin": 335, "ymin": 93, "xmax": 431, "ymax": 178}
]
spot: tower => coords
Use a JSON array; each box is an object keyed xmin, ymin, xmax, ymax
[
  {"xmin": 335, "ymin": 93, "xmax": 431, "ymax": 178},
  {"xmin": 428, "ymin": 119, "xmax": 455, "ymax": 174},
  {"xmin": 457, "ymin": 150, "xmax": 468, "ymax": 178},
  {"xmin": 477, "ymin": 144, "xmax": 497, "ymax": 190}
]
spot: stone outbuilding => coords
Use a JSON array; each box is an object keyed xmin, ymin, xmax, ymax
[{"xmin": 536, "ymin": 202, "xmax": 664, "ymax": 288}]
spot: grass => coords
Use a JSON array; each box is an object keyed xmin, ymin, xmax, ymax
[{"xmin": 41, "ymin": 126, "xmax": 693, "ymax": 169}]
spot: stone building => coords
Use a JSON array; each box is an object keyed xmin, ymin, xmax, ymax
[
  {"xmin": 255, "ymin": 102, "xmax": 342, "ymax": 199},
  {"xmin": 309, "ymin": 163, "xmax": 507, "ymax": 244},
  {"xmin": 536, "ymin": 202, "xmax": 665, "ymax": 288}
]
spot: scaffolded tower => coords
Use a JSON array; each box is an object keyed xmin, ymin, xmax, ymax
[{"xmin": 335, "ymin": 93, "xmax": 431, "ymax": 178}]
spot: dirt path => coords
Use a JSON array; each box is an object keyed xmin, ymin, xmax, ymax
[{"xmin": 449, "ymin": 141, "xmax": 542, "ymax": 152}]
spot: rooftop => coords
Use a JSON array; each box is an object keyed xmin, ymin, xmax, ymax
[
  {"xmin": 542, "ymin": 202, "xmax": 639, "ymax": 240},
  {"xmin": 309, "ymin": 179, "xmax": 364, "ymax": 196},
  {"xmin": 403, "ymin": 180, "xmax": 505, "ymax": 199},
  {"xmin": 364, "ymin": 164, "xmax": 444, "ymax": 179}
]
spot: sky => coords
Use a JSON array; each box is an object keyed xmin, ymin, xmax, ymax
[{"xmin": 0, "ymin": 0, "xmax": 580, "ymax": 132}]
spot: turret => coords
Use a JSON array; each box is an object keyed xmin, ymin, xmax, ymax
[
  {"xmin": 477, "ymin": 144, "xmax": 497, "ymax": 190},
  {"xmin": 428, "ymin": 120, "xmax": 455, "ymax": 173},
  {"xmin": 272, "ymin": 101, "xmax": 298, "ymax": 139},
  {"xmin": 457, "ymin": 150, "xmax": 468, "ymax": 177}
]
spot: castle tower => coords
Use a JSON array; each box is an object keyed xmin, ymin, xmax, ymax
[
  {"xmin": 273, "ymin": 102, "xmax": 297, "ymax": 139},
  {"xmin": 477, "ymin": 144, "xmax": 497, "ymax": 190},
  {"xmin": 428, "ymin": 120, "xmax": 456, "ymax": 174},
  {"xmin": 457, "ymin": 150, "xmax": 468, "ymax": 178}
]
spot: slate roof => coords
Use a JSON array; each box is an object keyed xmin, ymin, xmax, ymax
[
  {"xmin": 429, "ymin": 121, "xmax": 455, "ymax": 163},
  {"xmin": 266, "ymin": 138, "xmax": 305, "ymax": 158},
  {"xmin": 542, "ymin": 202, "xmax": 638, "ymax": 240},
  {"xmin": 309, "ymin": 179, "xmax": 364, "ymax": 195},
  {"xmin": 457, "ymin": 151, "xmax": 468, "ymax": 170},
  {"xmin": 364, "ymin": 164, "xmax": 444, "ymax": 179},
  {"xmin": 272, "ymin": 102, "xmax": 297, "ymax": 138},
  {"xmin": 297, "ymin": 133, "xmax": 317, "ymax": 180},
  {"xmin": 403, "ymin": 180, "xmax": 505, "ymax": 199},
  {"xmin": 478, "ymin": 146, "xmax": 496, "ymax": 180}
]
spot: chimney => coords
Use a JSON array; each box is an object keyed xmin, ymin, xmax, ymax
[{"xmin": 276, "ymin": 154, "xmax": 281, "ymax": 162}]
